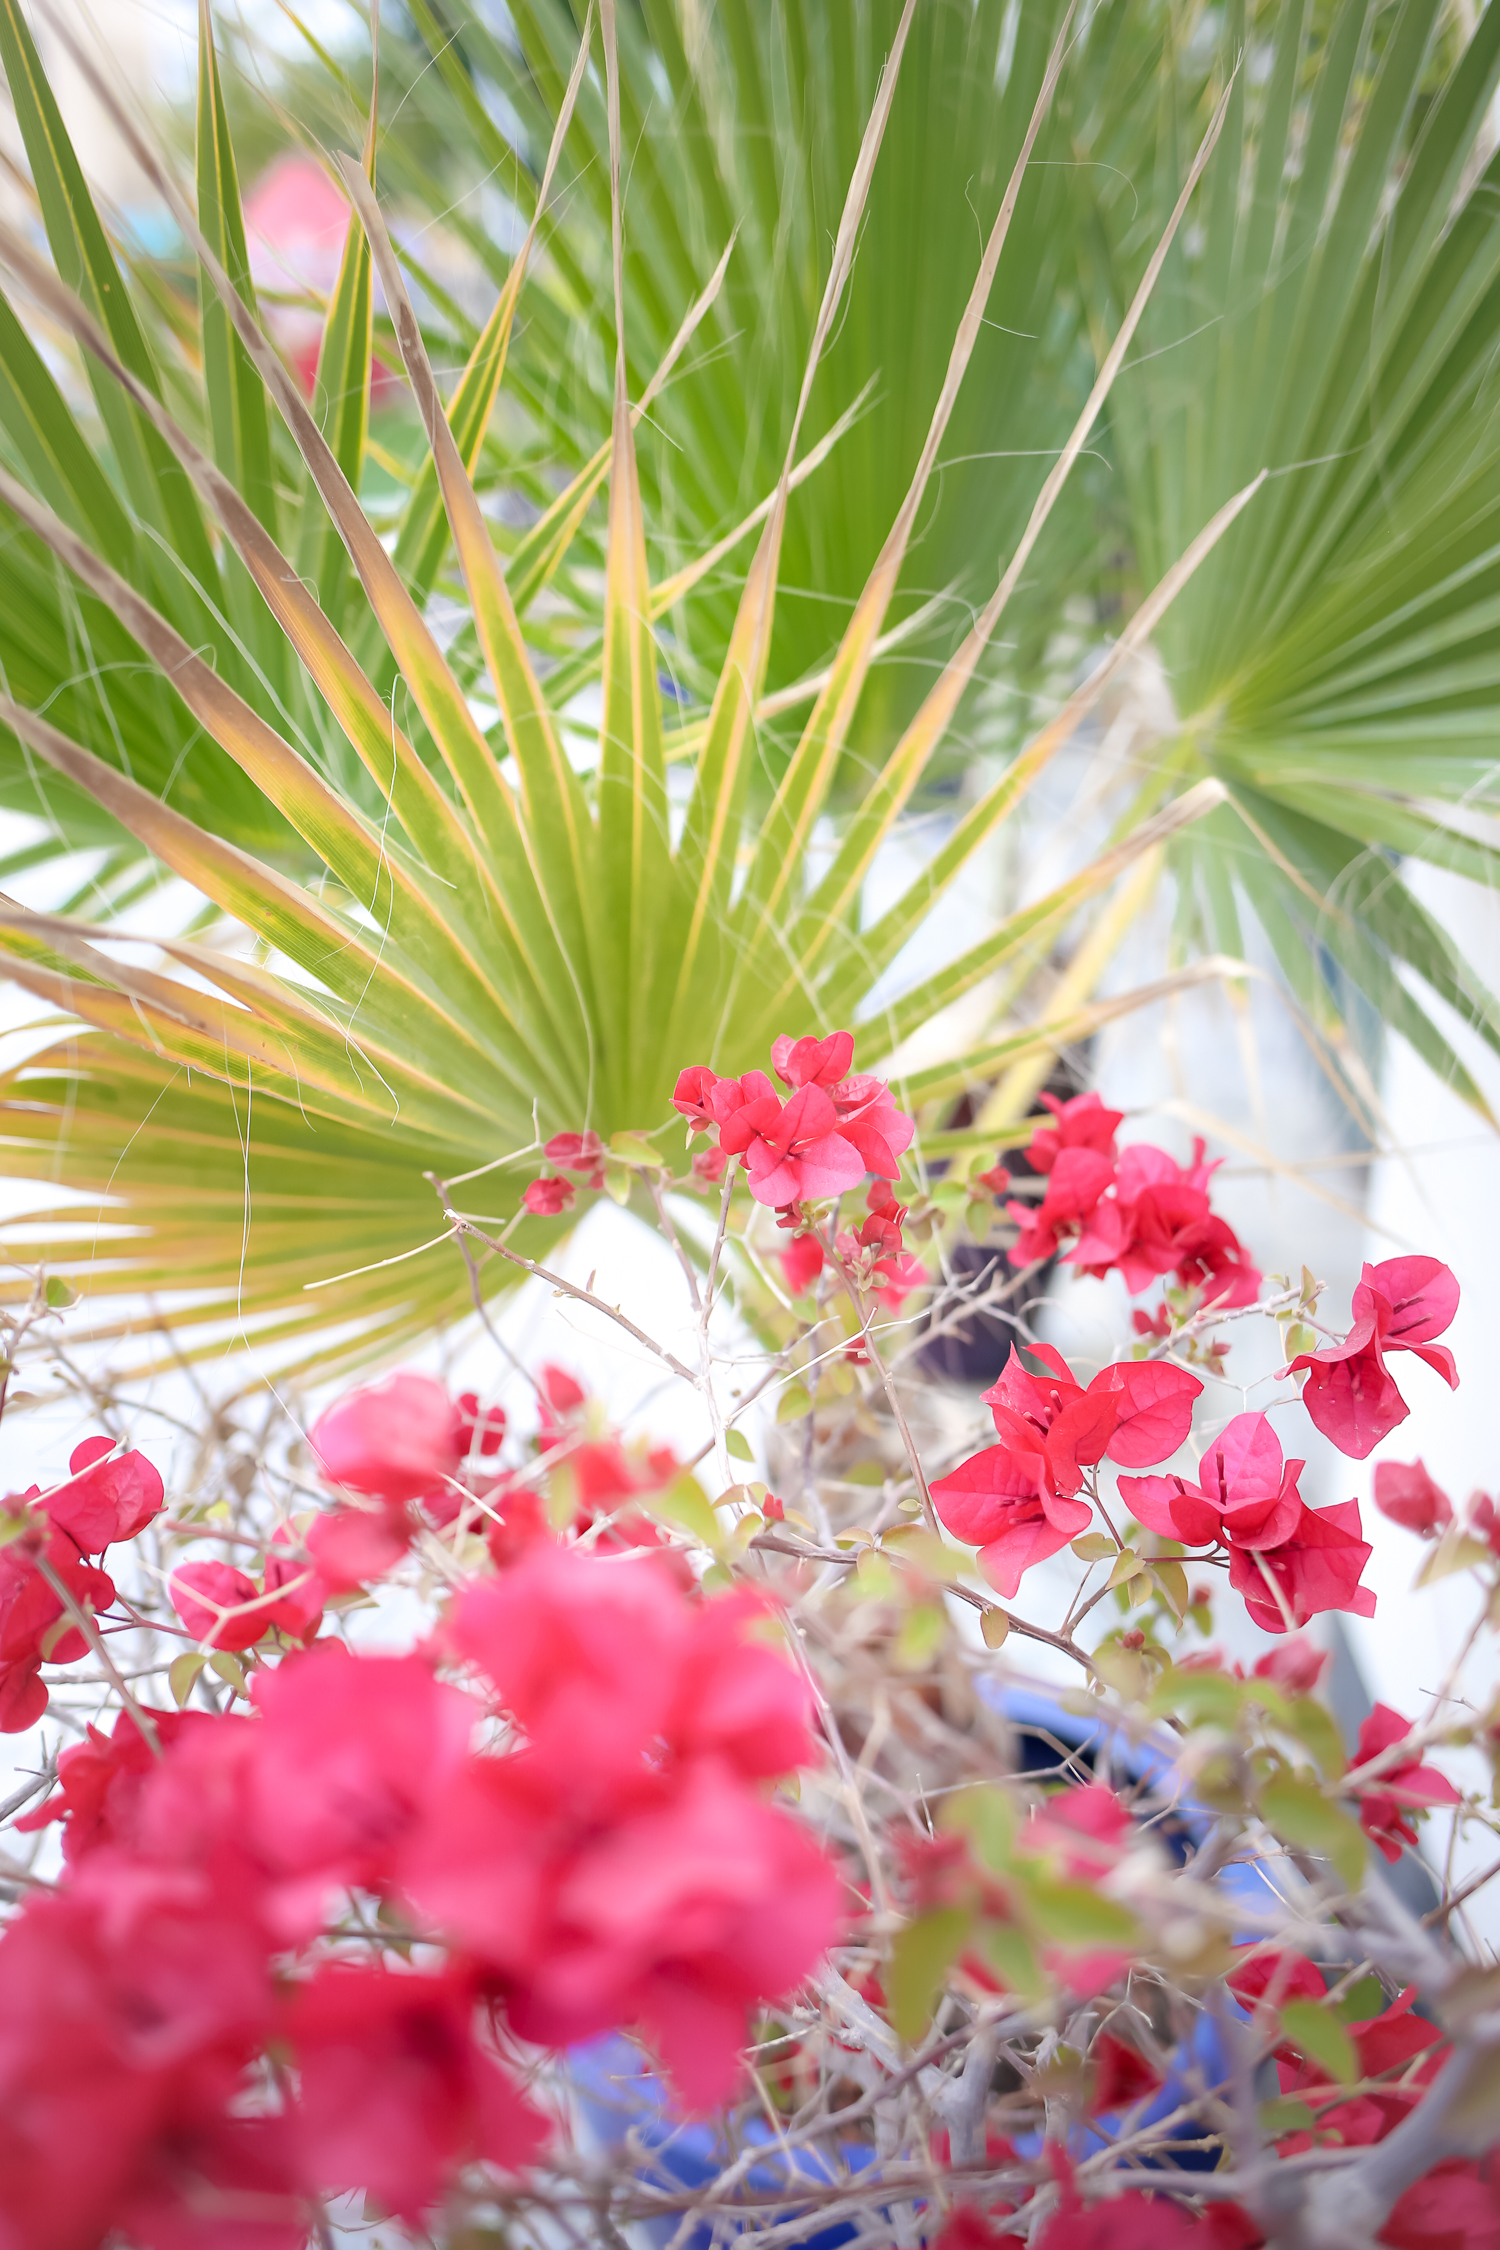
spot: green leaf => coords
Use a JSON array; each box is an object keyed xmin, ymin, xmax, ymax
[
  {"xmin": 894, "ymin": 1603, "xmax": 947, "ymax": 1670},
  {"xmin": 776, "ymin": 1383, "xmax": 815, "ymax": 1425},
  {"xmin": 1148, "ymin": 1666, "xmax": 1245, "ymax": 1729},
  {"xmin": 1258, "ymin": 2097, "xmax": 1316, "ymax": 2139},
  {"xmin": 887, "ymin": 1907, "xmax": 973, "ymax": 2043},
  {"xmin": 195, "ymin": 0, "xmax": 276, "ymax": 538},
  {"xmin": 641, "ymin": 1473, "xmax": 722, "ymax": 1552},
  {"xmin": 44, "ymin": 1276, "xmax": 77, "ymax": 1309},
  {"xmin": 208, "ymin": 1651, "xmax": 249, "ymax": 1696},
  {"xmin": 168, "ymin": 1650, "xmax": 208, "ymax": 1707},
  {"xmin": 979, "ymin": 1924, "xmax": 1047, "ymax": 2003},
  {"xmin": 1071, "ymin": 1533, "xmax": 1117, "ymax": 1562},
  {"xmin": 1260, "ymin": 1774, "xmax": 1367, "ymax": 1893},
  {"xmin": 1022, "ymin": 1881, "xmax": 1139, "ymax": 1949},
  {"xmin": 1333, "ymin": 1975, "xmax": 1386, "ymax": 2026},
  {"xmin": 725, "ymin": 1429, "xmax": 755, "ymax": 1463},
  {"xmin": 1279, "ymin": 2000, "xmax": 1359, "ymax": 2087}
]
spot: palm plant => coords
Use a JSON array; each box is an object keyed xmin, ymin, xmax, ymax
[
  {"xmin": 1081, "ymin": 0, "xmax": 1500, "ymax": 1113},
  {"xmin": 0, "ymin": 0, "xmax": 1249, "ymax": 1373}
]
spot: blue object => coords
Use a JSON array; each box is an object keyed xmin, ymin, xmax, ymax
[
  {"xmin": 571, "ymin": 1688, "xmax": 1281, "ymax": 2239},
  {"xmin": 571, "ymin": 2033, "xmax": 881, "ymax": 2249}
]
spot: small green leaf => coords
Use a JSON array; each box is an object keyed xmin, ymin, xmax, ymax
[
  {"xmin": 44, "ymin": 1276, "xmax": 76, "ymax": 1309},
  {"xmin": 1108, "ymin": 1546, "xmax": 1146, "ymax": 1590},
  {"xmin": 1280, "ymin": 2000, "xmax": 1358, "ymax": 2086},
  {"xmin": 894, "ymin": 1602, "xmax": 947, "ymax": 1670},
  {"xmin": 843, "ymin": 1460, "xmax": 885, "ymax": 1486},
  {"xmin": 1416, "ymin": 1526, "xmax": 1493, "ymax": 1587},
  {"xmin": 601, "ymin": 1163, "xmax": 633, "ymax": 1205},
  {"xmin": 776, "ymin": 1382, "xmax": 814, "ymax": 1424},
  {"xmin": 643, "ymin": 1473, "xmax": 722, "ymax": 1551},
  {"xmin": 980, "ymin": 1924, "xmax": 1046, "ymax": 2001},
  {"xmin": 1332, "ymin": 1974, "xmax": 1385, "ymax": 2026},
  {"xmin": 1071, "ymin": 1532, "xmax": 1117, "ymax": 1562},
  {"xmin": 168, "ymin": 1650, "xmax": 208, "ymax": 1706},
  {"xmin": 980, "ymin": 1606, "xmax": 1011, "ymax": 1650},
  {"xmin": 887, "ymin": 1907, "xmax": 972, "ymax": 2043},
  {"xmin": 1150, "ymin": 1558, "xmax": 1189, "ymax": 1618},
  {"xmin": 853, "ymin": 1549, "xmax": 896, "ymax": 1601},
  {"xmin": 725, "ymin": 1428, "xmax": 755, "ymax": 1463},
  {"xmin": 609, "ymin": 1131, "xmax": 668, "ymax": 1168},
  {"xmin": 1148, "ymin": 1666, "xmax": 1244, "ymax": 1727},
  {"xmin": 1260, "ymin": 1774, "xmax": 1366, "ymax": 1892},
  {"xmin": 945, "ymin": 1786, "xmax": 1014, "ymax": 1873},
  {"xmin": 1258, "ymin": 2096, "xmax": 1316, "ymax": 2139},
  {"xmin": 208, "ymin": 1651, "xmax": 249, "ymax": 1696},
  {"xmin": 1284, "ymin": 1695, "xmax": 1347, "ymax": 1781},
  {"xmin": 1022, "ymin": 1879, "xmax": 1139, "ymax": 1948}
]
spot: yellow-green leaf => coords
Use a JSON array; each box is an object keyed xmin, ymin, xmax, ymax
[
  {"xmin": 1279, "ymin": 2001, "xmax": 1358, "ymax": 2087},
  {"xmin": 887, "ymin": 1907, "xmax": 972, "ymax": 2043}
]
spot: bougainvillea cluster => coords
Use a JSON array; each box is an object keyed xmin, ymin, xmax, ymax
[{"xmin": 0, "ymin": 1041, "xmax": 1490, "ymax": 2250}]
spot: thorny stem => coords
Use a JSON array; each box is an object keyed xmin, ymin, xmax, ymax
[
  {"xmin": 830, "ymin": 1251, "xmax": 940, "ymax": 1535},
  {"xmin": 32, "ymin": 1551, "xmax": 161, "ymax": 1759}
]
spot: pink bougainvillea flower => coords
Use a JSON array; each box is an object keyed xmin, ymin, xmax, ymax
[
  {"xmin": 1288, "ymin": 1256, "xmax": 1459, "ymax": 1459},
  {"xmin": 1271, "ymin": 1982, "xmax": 1447, "ymax": 2150},
  {"xmin": 1373, "ymin": 1458, "xmax": 1452, "ymax": 1537},
  {"xmin": 770, "ymin": 1031, "xmax": 855, "ymax": 1089},
  {"xmin": 1250, "ymin": 1637, "xmax": 1330, "ymax": 1695},
  {"xmin": 874, "ymin": 1253, "xmax": 929, "ymax": 1313},
  {"xmin": 450, "ymin": 1544, "xmax": 689, "ymax": 1799},
  {"xmin": 1060, "ymin": 1139, "xmax": 1260, "ymax": 1310},
  {"xmin": 1119, "ymin": 1412, "xmax": 1304, "ymax": 1553},
  {"xmin": 1351, "ymin": 1704, "xmax": 1461, "ymax": 1863},
  {"xmin": 779, "ymin": 1232, "xmax": 826, "ymax": 1297},
  {"xmin": 827, "ymin": 1073, "xmax": 915, "ymax": 1177},
  {"xmin": 1378, "ymin": 2155, "xmax": 1500, "ymax": 2250},
  {"xmin": 310, "ymin": 1369, "xmax": 463, "ymax": 1505},
  {"xmin": 691, "ymin": 1145, "xmax": 729, "ymax": 1185},
  {"xmin": 721, "ymin": 1080, "xmax": 866, "ymax": 1208},
  {"xmin": 1225, "ymin": 1944, "xmax": 1326, "ymax": 2014},
  {"xmin": 258, "ymin": 1527, "xmax": 326, "ymax": 1643},
  {"xmin": 457, "ymin": 1391, "xmax": 506, "ymax": 1458},
  {"xmin": 38, "ymin": 1436, "xmax": 164, "ymax": 1553},
  {"xmin": 14, "ymin": 1706, "xmax": 199, "ymax": 1860},
  {"xmin": 929, "ymin": 1444, "xmax": 1091, "ymax": 1598},
  {"xmin": 247, "ymin": 1641, "xmax": 474, "ymax": 1924},
  {"xmin": 509, "ymin": 1752, "xmax": 841, "ymax": 2108},
  {"xmin": 1026, "ymin": 1090, "xmax": 1125, "ymax": 1174},
  {"xmin": 666, "ymin": 1588, "xmax": 818, "ymax": 1781},
  {"xmin": 982, "ymin": 1344, "xmax": 1201, "ymax": 1499},
  {"xmin": 972, "ymin": 1161, "xmax": 1011, "ymax": 1199},
  {"xmin": 545, "ymin": 1130, "xmax": 606, "ymax": 1187},
  {"xmin": 1018, "ymin": 1783, "xmax": 1134, "ymax": 1880},
  {"xmin": 305, "ymin": 1499, "xmax": 412, "ymax": 1591},
  {"xmin": 0, "ymin": 1526, "xmax": 117, "ymax": 1733},
  {"xmin": 523, "ymin": 1174, "xmax": 576, "ymax": 1217},
  {"xmin": 672, "ymin": 1065, "xmax": 722, "ymax": 1131},
  {"xmin": 1089, "ymin": 2030, "xmax": 1163, "ymax": 2113},
  {"xmin": 168, "ymin": 1560, "xmax": 267, "ymax": 1652},
  {"xmin": 1227, "ymin": 1499, "xmax": 1375, "ymax": 1634},
  {"xmin": 1007, "ymin": 1147, "xmax": 1116, "ymax": 1266},
  {"xmin": 284, "ymin": 1962, "xmax": 547, "ymax": 2221},
  {"xmin": 538, "ymin": 1363, "xmax": 587, "ymax": 1423}
]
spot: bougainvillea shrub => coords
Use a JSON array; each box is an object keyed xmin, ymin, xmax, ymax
[{"xmin": 0, "ymin": 1042, "xmax": 1492, "ymax": 2249}]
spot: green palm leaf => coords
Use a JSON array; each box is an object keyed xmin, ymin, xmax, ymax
[{"xmin": 1090, "ymin": 0, "xmax": 1500, "ymax": 1102}]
